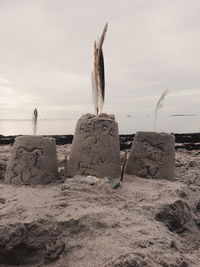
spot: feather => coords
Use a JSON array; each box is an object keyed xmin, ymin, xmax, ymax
[
  {"xmin": 91, "ymin": 71, "xmax": 98, "ymax": 115},
  {"xmin": 92, "ymin": 23, "xmax": 108, "ymax": 115},
  {"xmin": 98, "ymin": 49, "xmax": 105, "ymax": 101},
  {"xmin": 32, "ymin": 108, "xmax": 38, "ymax": 135},
  {"xmin": 154, "ymin": 89, "xmax": 169, "ymax": 130}
]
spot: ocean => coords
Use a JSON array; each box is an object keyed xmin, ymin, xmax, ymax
[{"xmin": 0, "ymin": 115, "xmax": 199, "ymax": 136}]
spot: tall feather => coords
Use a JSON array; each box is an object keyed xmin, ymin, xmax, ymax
[
  {"xmin": 92, "ymin": 23, "xmax": 108, "ymax": 115},
  {"xmin": 154, "ymin": 89, "xmax": 169, "ymax": 130},
  {"xmin": 91, "ymin": 71, "xmax": 98, "ymax": 115},
  {"xmin": 32, "ymin": 108, "xmax": 38, "ymax": 135}
]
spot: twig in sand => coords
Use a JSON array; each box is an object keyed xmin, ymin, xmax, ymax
[{"xmin": 120, "ymin": 151, "xmax": 128, "ymax": 181}]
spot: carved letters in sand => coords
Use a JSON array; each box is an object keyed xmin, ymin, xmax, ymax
[{"xmin": 66, "ymin": 113, "xmax": 121, "ymax": 178}]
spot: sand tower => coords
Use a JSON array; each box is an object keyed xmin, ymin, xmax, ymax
[
  {"xmin": 5, "ymin": 109, "xmax": 58, "ymax": 185},
  {"xmin": 66, "ymin": 24, "xmax": 121, "ymax": 178},
  {"xmin": 67, "ymin": 113, "xmax": 121, "ymax": 178},
  {"xmin": 126, "ymin": 90, "xmax": 175, "ymax": 180},
  {"xmin": 126, "ymin": 131, "xmax": 175, "ymax": 180}
]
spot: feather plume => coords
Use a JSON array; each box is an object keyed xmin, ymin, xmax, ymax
[
  {"xmin": 154, "ymin": 89, "xmax": 169, "ymax": 130},
  {"xmin": 32, "ymin": 108, "xmax": 38, "ymax": 135},
  {"xmin": 92, "ymin": 23, "xmax": 108, "ymax": 115}
]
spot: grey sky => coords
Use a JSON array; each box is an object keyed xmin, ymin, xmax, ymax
[{"xmin": 0, "ymin": 0, "xmax": 200, "ymax": 120}]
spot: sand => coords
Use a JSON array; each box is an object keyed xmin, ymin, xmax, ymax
[{"xmin": 0, "ymin": 144, "xmax": 200, "ymax": 266}]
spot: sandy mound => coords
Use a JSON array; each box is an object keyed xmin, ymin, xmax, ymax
[{"xmin": 0, "ymin": 145, "xmax": 200, "ymax": 266}]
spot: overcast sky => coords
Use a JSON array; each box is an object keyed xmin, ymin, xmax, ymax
[{"xmin": 0, "ymin": 0, "xmax": 200, "ymax": 120}]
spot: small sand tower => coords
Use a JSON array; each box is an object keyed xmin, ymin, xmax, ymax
[
  {"xmin": 5, "ymin": 109, "xmax": 58, "ymax": 185},
  {"xmin": 126, "ymin": 90, "xmax": 175, "ymax": 180},
  {"xmin": 66, "ymin": 24, "xmax": 121, "ymax": 178},
  {"xmin": 126, "ymin": 131, "xmax": 175, "ymax": 180}
]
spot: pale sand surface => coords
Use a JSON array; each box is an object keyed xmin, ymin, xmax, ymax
[{"xmin": 0, "ymin": 144, "xmax": 200, "ymax": 266}]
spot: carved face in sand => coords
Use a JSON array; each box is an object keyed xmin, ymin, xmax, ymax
[{"xmin": 10, "ymin": 147, "xmax": 44, "ymax": 184}]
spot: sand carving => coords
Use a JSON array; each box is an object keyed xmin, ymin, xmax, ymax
[
  {"xmin": 5, "ymin": 135, "xmax": 58, "ymax": 185},
  {"xmin": 9, "ymin": 146, "xmax": 43, "ymax": 184},
  {"xmin": 126, "ymin": 131, "xmax": 175, "ymax": 180},
  {"xmin": 125, "ymin": 90, "xmax": 175, "ymax": 181},
  {"xmin": 66, "ymin": 113, "xmax": 121, "ymax": 178}
]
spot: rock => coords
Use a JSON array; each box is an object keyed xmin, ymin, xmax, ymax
[
  {"xmin": 111, "ymin": 180, "xmax": 120, "ymax": 189},
  {"xmin": 66, "ymin": 113, "xmax": 121, "ymax": 178},
  {"xmin": 4, "ymin": 136, "xmax": 58, "ymax": 185},
  {"xmin": 126, "ymin": 131, "xmax": 175, "ymax": 180}
]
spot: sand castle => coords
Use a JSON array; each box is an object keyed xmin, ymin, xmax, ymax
[
  {"xmin": 4, "ymin": 26, "xmax": 175, "ymax": 184},
  {"xmin": 66, "ymin": 24, "xmax": 121, "ymax": 178},
  {"xmin": 126, "ymin": 91, "xmax": 175, "ymax": 180},
  {"xmin": 5, "ymin": 135, "xmax": 58, "ymax": 185},
  {"xmin": 66, "ymin": 113, "xmax": 121, "ymax": 178},
  {"xmin": 126, "ymin": 131, "xmax": 175, "ymax": 180},
  {"xmin": 5, "ymin": 109, "xmax": 58, "ymax": 185}
]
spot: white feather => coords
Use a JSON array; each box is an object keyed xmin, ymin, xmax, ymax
[{"xmin": 154, "ymin": 89, "xmax": 170, "ymax": 130}]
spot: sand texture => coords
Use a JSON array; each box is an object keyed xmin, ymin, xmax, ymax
[{"xmin": 0, "ymin": 144, "xmax": 200, "ymax": 266}]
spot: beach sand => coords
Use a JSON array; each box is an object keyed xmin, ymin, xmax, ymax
[{"xmin": 0, "ymin": 144, "xmax": 200, "ymax": 266}]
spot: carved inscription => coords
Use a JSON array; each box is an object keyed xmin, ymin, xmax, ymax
[
  {"xmin": 137, "ymin": 141, "xmax": 164, "ymax": 178},
  {"xmin": 67, "ymin": 114, "xmax": 121, "ymax": 178},
  {"xmin": 9, "ymin": 147, "xmax": 43, "ymax": 184}
]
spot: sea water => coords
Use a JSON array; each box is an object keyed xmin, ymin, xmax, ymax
[{"xmin": 0, "ymin": 115, "xmax": 199, "ymax": 136}]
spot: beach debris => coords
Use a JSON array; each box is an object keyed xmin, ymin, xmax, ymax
[
  {"xmin": 61, "ymin": 184, "xmax": 71, "ymax": 191},
  {"xmin": 111, "ymin": 180, "xmax": 120, "ymax": 189},
  {"xmin": 61, "ymin": 177, "xmax": 77, "ymax": 190},
  {"xmin": 84, "ymin": 175, "xmax": 98, "ymax": 185},
  {"xmin": 92, "ymin": 23, "xmax": 108, "ymax": 115},
  {"xmin": 107, "ymin": 177, "xmax": 120, "ymax": 189}
]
